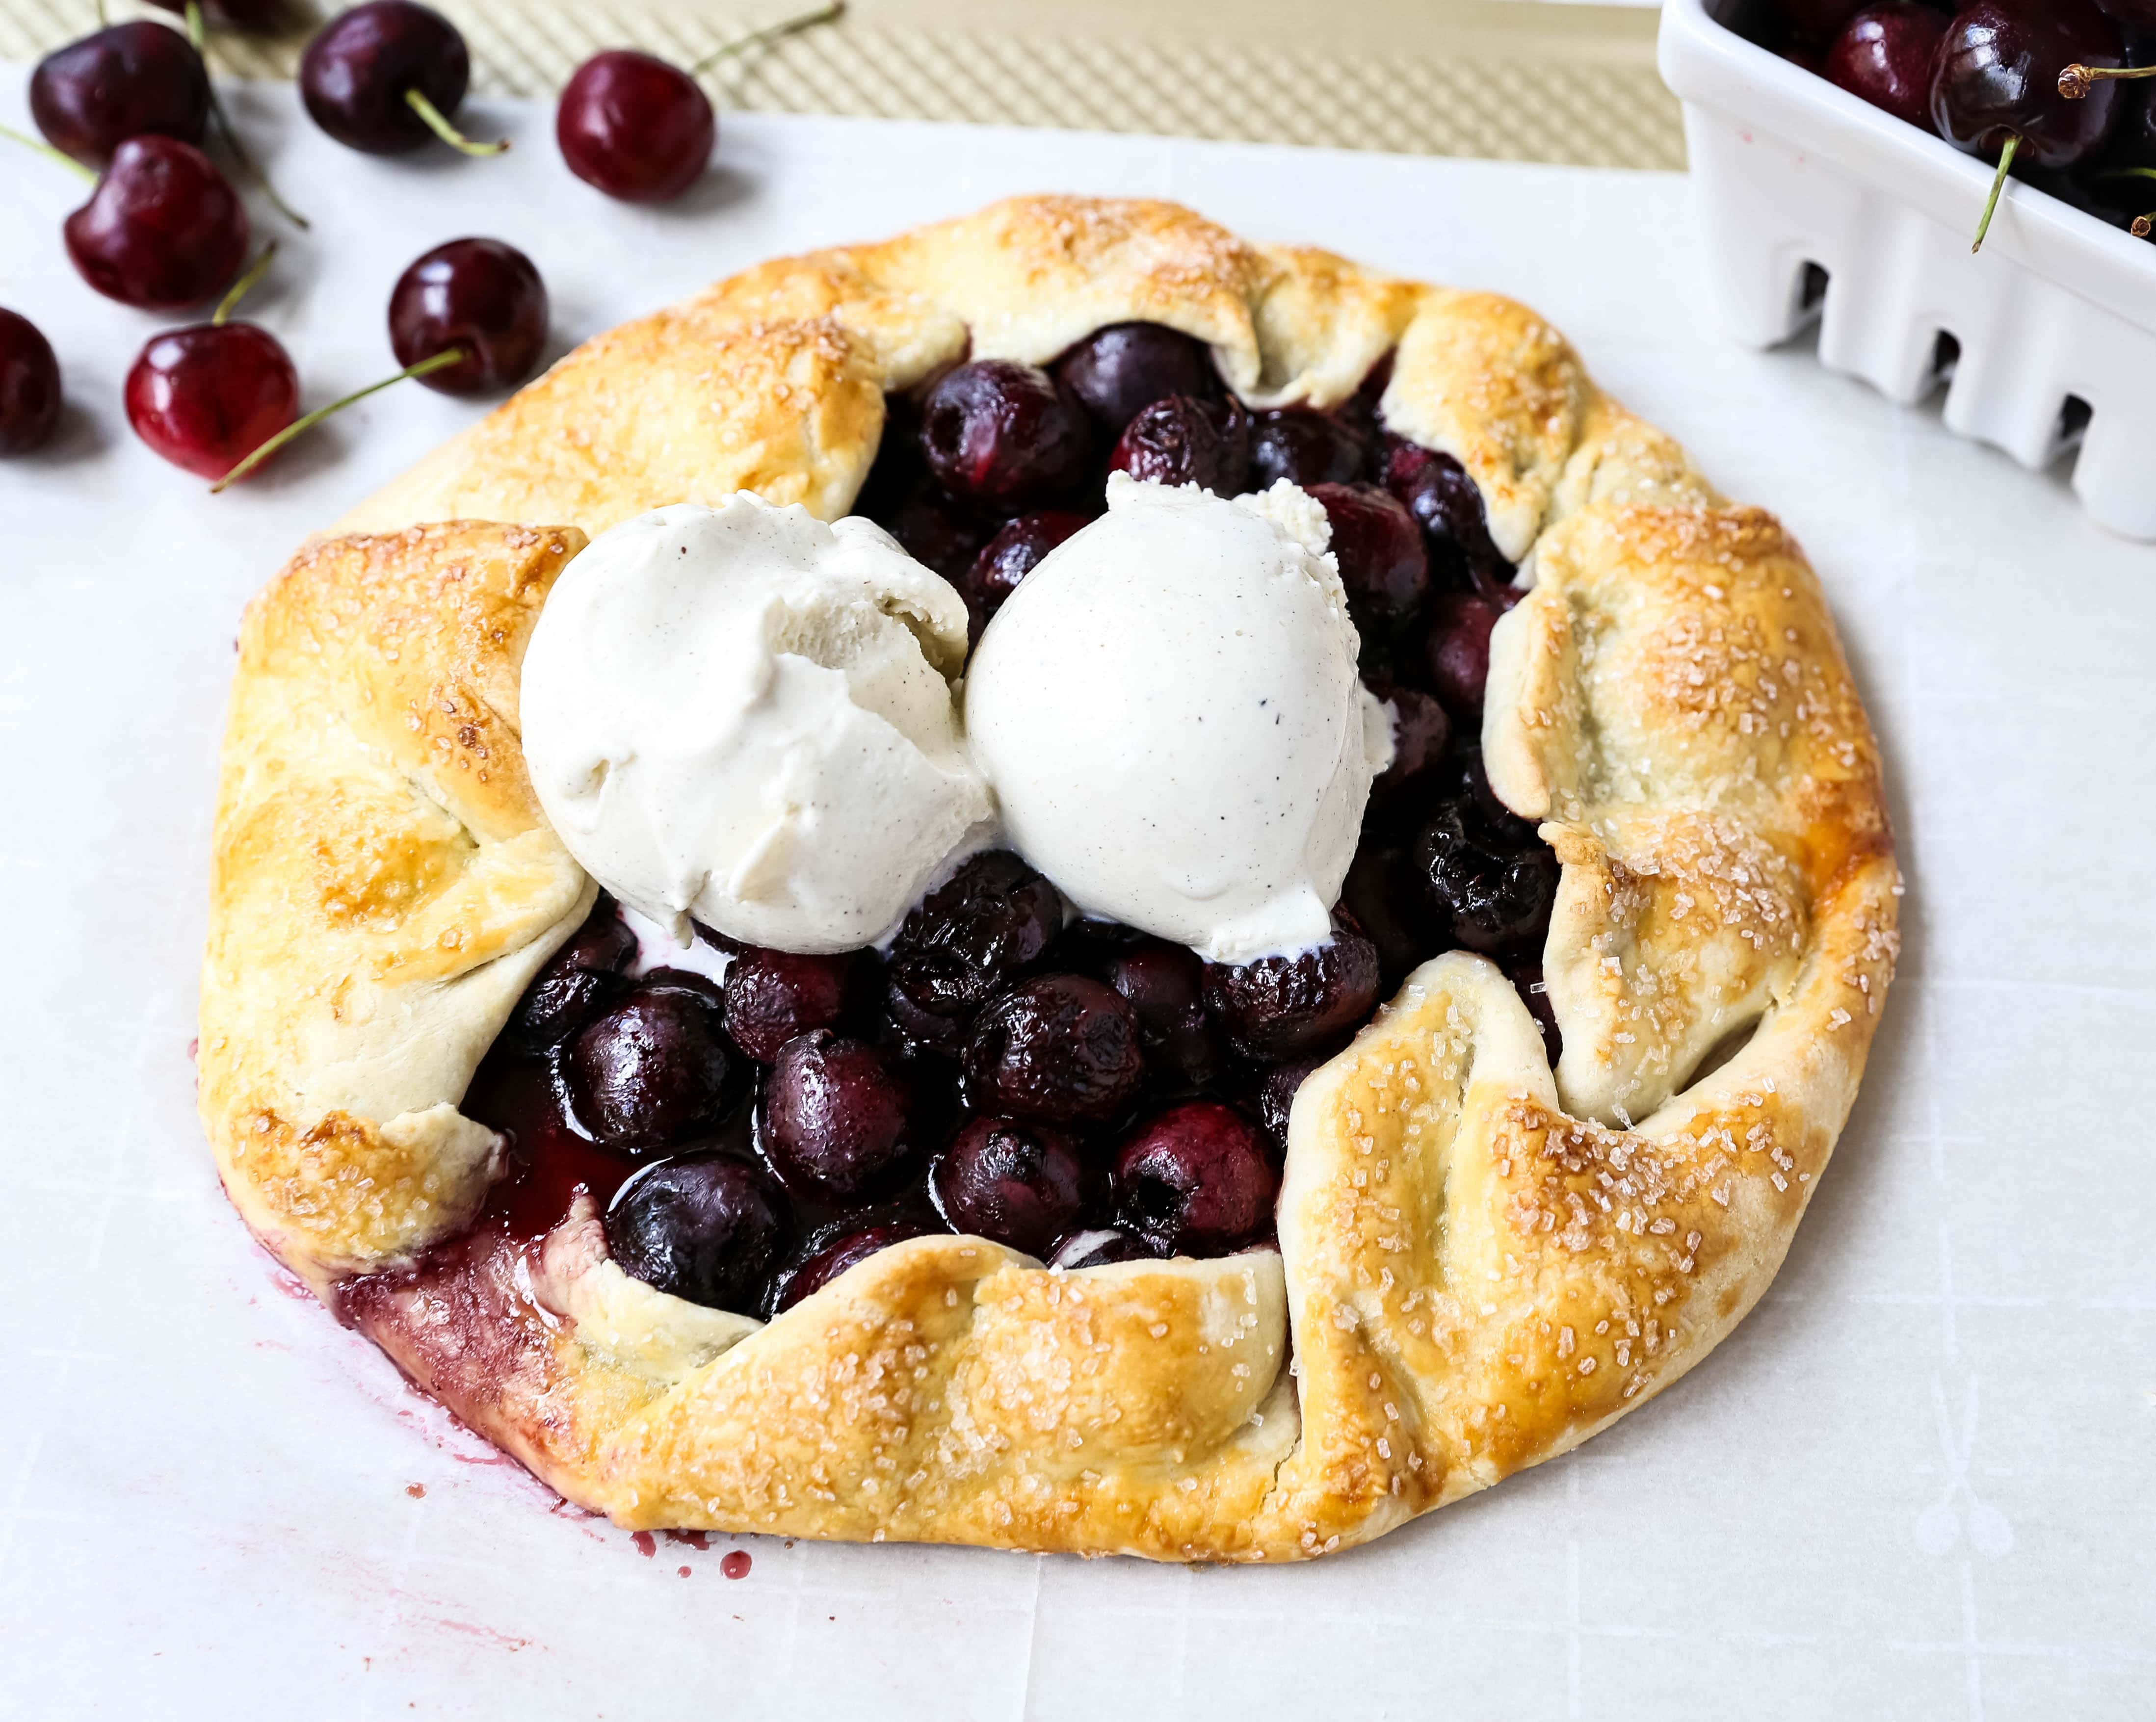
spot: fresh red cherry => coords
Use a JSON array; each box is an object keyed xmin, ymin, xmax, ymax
[
  {"xmin": 1828, "ymin": 4, "xmax": 1952, "ymax": 130},
  {"xmin": 388, "ymin": 237, "xmax": 549, "ymax": 395},
  {"xmin": 1933, "ymin": 0, "xmax": 2127, "ymax": 249},
  {"xmin": 214, "ymin": 238, "xmax": 547, "ymax": 490},
  {"xmin": 146, "ymin": 0, "xmax": 281, "ymax": 28},
  {"xmin": 299, "ymin": 0, "xmax": 503, "ymax": 156},
  {"xmin": 63, "ymin": 134, "xmax": 249, "ymax": 309},
  {"xmin": 0, "ymin": 309, "xmax": 64, "ymax": 457},
  {"xmin": 554, "ymin": 3, "xmax": 841, "ymax": 203},
  {"xmin": 125, "ymin": 246, "xmax": 298, "ymax": 481},
  {"xmin": 1782, "ymin": 0, "xmax": 1867, "ymax": 42},
  {"xmin": 127, "ymin": 322, "xmax": 299, "ymax": 480},
  {"xmin": 556, "ymin": 52, "xmax": 712, "ymax": 203},
  {"xmin": 30, "ymin": 22, "xmax": 210, "ymax": 167}
]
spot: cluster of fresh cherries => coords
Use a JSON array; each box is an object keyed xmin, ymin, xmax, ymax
[
  {"xmin": 1743, "ymin": 0, "xmax": 2156, "ymax": 247},
  {"xmin": 0, "ymin": 0, "xmax": 840, "ymax": 467},
  {"xmin": 463, "ymin": 321, "xmax": 1563, "ymax": 1323}
]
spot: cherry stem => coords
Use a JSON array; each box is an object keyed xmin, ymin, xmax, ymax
[
  {"xmin": 208, "ymin": 84, "xmax": 312, "ymax": 230},
  {"xmin": 404, "ymin": 89, "xmax": 508, "ymax": 156},
  {"xmin": 211, "ymin": 347, "xmax": 465, "ymax": 492},
  {"xmin": 0, "ymin": 120, "xmax": 97, "ymax": 183},
  {"xmin": 2058, "ymin": 62, "xmax": 2156, "ymax": 101},
  {"xmin": 1972, "ymin": 133, "xmax": 2020, "ymax": 255},
  {"xmin": 213, "ymin": 241, "xmax": 276, "ymax": 325},
  {"xmin": 690, "ymin": 0, "xmax": 845, "ymax": 74},
  {"xmin": 185, "ymin": 0, "xmax": 206, "ymax": 52}
]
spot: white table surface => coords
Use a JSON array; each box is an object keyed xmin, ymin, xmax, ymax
[{"xmin": 1, "ymin": 73, "xmax": 2150, "ymax": 1722}]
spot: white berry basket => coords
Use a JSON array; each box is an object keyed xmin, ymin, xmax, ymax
[{"xmin": 1659, "ymin": 0, "xmax": 2156, "ymax": 540}]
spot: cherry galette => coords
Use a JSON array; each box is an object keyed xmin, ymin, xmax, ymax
[{"xmin": 202, "ymin": 197, "xmax": 1897, "ymax": 1561}]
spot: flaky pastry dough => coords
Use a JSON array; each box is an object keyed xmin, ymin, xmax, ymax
[{"xmin": 202, "ymin": 196, "xmax": 1898, "ymax": 1561}]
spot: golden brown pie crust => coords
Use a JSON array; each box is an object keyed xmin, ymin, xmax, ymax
[{"xmin": 200, "ymin": 195, "xmax": 1899, "ymax": 1562}]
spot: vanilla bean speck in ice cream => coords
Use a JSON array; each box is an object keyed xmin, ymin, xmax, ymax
[
  {"xmin": 965, "ymin": 474, "xmax": 1393, "ymax": 965},
  {"xmin": 519, "ymin": 497, "xmax": 995, "ymax": 954}
]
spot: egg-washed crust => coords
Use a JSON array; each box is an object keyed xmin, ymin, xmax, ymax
[{"xmin": 203, "ymin": 195, "xmax": 1898, "ymax": 1562}]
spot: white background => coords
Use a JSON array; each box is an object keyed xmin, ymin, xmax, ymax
[{"xmin": 0, "ymin": 75, "xmax": 2150, "ymax": 1721}]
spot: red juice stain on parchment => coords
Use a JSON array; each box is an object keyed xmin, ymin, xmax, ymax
[
  {"xmin": 663, "ymin": 1530, "xmax": 710, "ymax": 1551},
  {"xmin": 721, "ymin": 1550, "xmax": 751, "ymax": 1580},
  {"xmin": 631, "ymin": 1531, "xmax": 657, "ymax": 1558}
]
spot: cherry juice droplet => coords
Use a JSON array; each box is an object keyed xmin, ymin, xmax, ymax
[{"xmin": 721, "ymin": 1549, "xmax": 752, "ymax": 1580}]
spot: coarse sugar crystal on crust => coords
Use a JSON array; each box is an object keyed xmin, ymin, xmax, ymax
[{"xmin": 201, "ymin": 194, "xmax": 1899, "ymax": 1561}]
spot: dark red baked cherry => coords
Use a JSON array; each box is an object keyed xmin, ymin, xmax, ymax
[
  {"xmin": 774, "ymin": 1221, "xmax": 925, "ymax": 1312},
  {"xmin": 1254, "ymin": 1053, "xmax": 1327, "ymax": 1159},
  {"xmin": 1114, "ymin": 1101, "xmax": 1277, "ymax": 1257},
  {"xmin": 1376, "ymin": 686, "xmax": 1451, "ymax": 796},
  {"xmin": 0, "ymin": 310, "xmax": 63, "ymax": 457},
  {"xmin": 1423, "ymin": 591, "xmax": 1503, "ymax": 717},
  {"xmin": 1201, "ymin": 919, "xmax": 1381, "ymax": 1062},
  {"xmin": 1510, "ymin": 963, "xmax": 1563, "ymax": 1066},
  {"xmin": 300, "ymin": 0, "xmax": 502, "ymax": 156},
  {"xmin": 722, "ymin": 946, "xmax": 857, "ymax": 1063},
  {"xmin": 959, "ymin": 510, "xmax": 1087, "ymax": 644},
  {"xmin": 1048, "ymin": 1226, "xmax": 1159, "ymax": 1270},
  {"xmin": 389, "ymin": 237, "xmax": 549, "ymax": 395},
  {"xmin": 605, "ymin": 1152, "xmax": 790, "ymax": 1314},
  {"xmin": 886, "ymin": 851, "xmax": 1063, "ymax": 1050},
  {"xmin": 1248, "ymin": 408, "xmax": 1368, "ymax": 491},
  {"xmin": 1096, "ymin": 936, "xmax": 1223, "ymax": 1092},
  {"xmin": 1339, "ymin": 841, "xmax": 1437, "ymax": 990},
  {"xmin": 1933, "ymin": 0, "xmax": 2126, "ymax": 249},
  {"xmin": 876, "ymin": 473, "xmax": 999, "ymax": 580},
  {"xmin": 1828, "ymin": 4, "xmax": 1953, "ymax": 129},
  {"xmin": 1416, "ymin": 801, "xmax": 1559, "ymax": 956},
  {"xmin": 1782, "ymin": 0, "xmax": 1867, "ymax": 42},
  {"xmin": 514, "ymin": 898, "xmax": 636, "ymax": 1048},
  {"xmin": 761, "ymin": 1030, "xmax": 916, "ymax": 1201},
  {"xmin": 1108, "ymin": 394, "xmax": 1250, "ymax": 494},
  {"xmin": 1382, "ymin": 436, "xmax": 1508, "ymax": 590},
  {"xmin": 931, "ymin": 1116, "xmax": 1087, "ymax": 1256},
  {"xmin": 920, "ymin": 360, "xmax": 1093, "ymax": 508},
  {"xmin": 1054, "ymin": 321, "xmax": 1220, "ymax": 434},
  {"xmin": 556, "ymin": 51, "xmax": 713, "ymax": 203},
  {"xmin": 125, "ymin": 319, "xmax": 298, "ymax": 480},
  {"xmin": 30, "ymin": 22, "xmax": 209, "ymax": 167},
  {"xmin": 564, "ymin": 979, "xmax": 743, "ymax": 1154},
  {"xmin": 1308, "ymin": 481, "xmax": 1429, "ymax": 634},
  {"xmin": 63, "ymin": 134, "xmax": 248, "ymax": 310},
  {"xmin": 964, "ymin": 974, "xmax": 1145, "ymax": 1124}
]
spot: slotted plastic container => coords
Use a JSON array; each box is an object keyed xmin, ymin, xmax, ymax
[{"xmin": 1659, "ymin": 0, "xmax": 2156, "ymax": 540}]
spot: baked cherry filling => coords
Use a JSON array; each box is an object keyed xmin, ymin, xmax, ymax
[{"xmin": 471, "ymin": 322, "xmax": 1563, "ymax": 1316}]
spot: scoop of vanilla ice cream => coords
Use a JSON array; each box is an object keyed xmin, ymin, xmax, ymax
[
  {"xmin": 520, "ymin": 497, "xmax": 995, "ymax": 953},
  {"xmin": 965, "ymin": 474, "xmax": 1394, "ymax": 965}
]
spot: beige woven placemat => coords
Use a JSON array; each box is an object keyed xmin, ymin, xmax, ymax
[{"xmin": 0, "ymin": 0, "xmax": 1684, "ymax": 169}]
